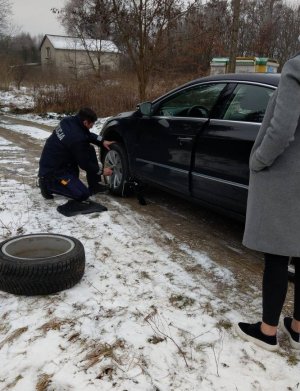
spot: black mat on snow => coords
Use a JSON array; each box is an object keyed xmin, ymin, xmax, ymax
[{"xmin": 57, "ymin": 200, "xmax": 108, "ymax": 217}]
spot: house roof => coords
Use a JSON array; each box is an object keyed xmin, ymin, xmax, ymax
[{"xmin": 40, "ymin": 34, "xmax": 119, "ymax": 53}]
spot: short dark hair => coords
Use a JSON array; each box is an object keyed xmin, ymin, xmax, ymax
[{"xmin": 77, "ymin": 107, "xmax": 97, "ymax": 123}]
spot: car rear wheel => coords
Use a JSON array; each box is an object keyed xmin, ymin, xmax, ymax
[{"xmin": 104, "ymin": 143, "xmax": 130, "ymax": 196}]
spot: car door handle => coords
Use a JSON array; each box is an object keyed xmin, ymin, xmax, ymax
[{"xmin": 177, "ymin": 137, "xmax": 193, "ymax": 145}]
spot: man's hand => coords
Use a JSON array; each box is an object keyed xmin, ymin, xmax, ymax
[
  {"xmin": 103, "ymin": 140, "xmax": 115, "ymax": 150},
  {"xmin": 103, "ymin": 167, "xmax": 113, "ymax": 176}
]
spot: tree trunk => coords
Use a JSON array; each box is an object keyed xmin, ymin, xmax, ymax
[
  {"xmin": 228, "ymin": 0, "xmax": 241, "ymax": 73},
  {"xmin": 137, "ymin": 70, "xmax": 147, "ymax": 101}
]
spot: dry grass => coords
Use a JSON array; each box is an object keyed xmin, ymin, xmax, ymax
[
  {"xmin": 287, "ymin": 353, "xmax": 300, "ymax": 366},
  {"xmin": 83, "ymin": 339, "xmax": 125, "ymax": 370},
  {"xmin": 68, "ymin": 332, "xmax": 81, "ymax": 342},
  {"xmin": 5, "ymin": 375, "xmax": 23, "ymax": 389},
  {"xmin": 35, "ymin": 374, "xmax": 53, "ymax": 391},
  {"xmin": 216, "ymin": 319, "xmax": 232, "ymax": 330},
  {"xmin": 38, "ymin": 318, "xmax": 74, "ymax": 333},
  {"xmin": 0, "ymin": 62, "xmax": 199, "ymax": 115},
  {"xmin": 169, "ymin": 294, "xmax": 196, "ymax": 309},
  {"xmin": 0, "ymin": 62, "xmax": 199, "ymax": 116},
  {"xmin": 32, "ymin": 69, "xmax": 197, "ymax": 116},
  {"xmin": 0, "ymin": 326, "xmax": 28, "ymax": 349},
  {"xmin": 33, "ymin": 78, "xmax": 137, "ymax": 117}
]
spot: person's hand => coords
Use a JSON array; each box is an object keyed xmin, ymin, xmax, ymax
[
  {"xmin": 103, "ymin": 167, "xmax": 113, "ymax": 176},
  {"xmin": 103, "ymin": 140, "xmax": 115, "ymax": 150}
]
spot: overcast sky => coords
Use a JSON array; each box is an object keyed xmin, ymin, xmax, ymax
[{"xmin": 11, "ymin": 0, "xmax": 66, "ymax": 37}]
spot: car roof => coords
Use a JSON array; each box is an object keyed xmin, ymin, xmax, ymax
[
  {"xmin": 151, "ymin": 73, "xmax": 280, "ymax": 105},
  {"xmin": 186, "ymin": 72, "xmax": 280, "ymax": 86}
]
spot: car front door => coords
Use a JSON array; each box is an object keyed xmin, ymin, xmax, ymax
[
  {"xmin": 134, "ymin": 82, "xmax": 227, "ymax": 195},
  {"xmin": 192, "ymin": 82, "xmax": 276, "ymax": 215}
]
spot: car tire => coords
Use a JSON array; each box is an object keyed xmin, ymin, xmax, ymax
[
  {"xmin": 0, "ymin": 233, "xmax": 85, "ymax": 295},
  {"xmin": 103, "ymin": 143, "xmax": 131, "ymax": 196}
]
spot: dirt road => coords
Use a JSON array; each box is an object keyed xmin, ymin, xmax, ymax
[{"xmin": 0, "ymin": 113, "xmax": 294, "ymax": 316}]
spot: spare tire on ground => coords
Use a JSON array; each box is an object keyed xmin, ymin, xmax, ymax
[{"xmin": 0, "ymin": 233, "xmax": 85, "ymax": 295}]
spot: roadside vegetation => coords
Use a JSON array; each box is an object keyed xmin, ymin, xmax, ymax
[
  {"xmin": 0, "ymin": 65, "xmax": 197, "ymax": 116},
  {"xmin": 31, "ymin": 70, "xmax": 195, "ymax": 117}
]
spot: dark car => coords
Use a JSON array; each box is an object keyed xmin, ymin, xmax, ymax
[{"xmin": 100, "ymin": 73, "xmax": 280, "ymax": 220}]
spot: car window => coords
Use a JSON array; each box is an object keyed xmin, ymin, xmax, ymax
[
  {"xmin": 157, "ymin": 83, "xmax": 226, "ymax": 118},
  {"xmin": 222, "ymin": 84, "xmax": 275, "ymax": 123}
]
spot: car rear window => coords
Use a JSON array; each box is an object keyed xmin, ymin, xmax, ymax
[{"xmin": 222, "ymin": 84, "xmax": 275, "ymax": 123}]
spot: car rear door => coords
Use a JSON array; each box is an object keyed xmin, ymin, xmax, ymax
[
  {"xmin": 191, "ymin": 82, "xmax": 276, "ymax": 215},
  {"xmin": 134, "ymin": 82, "xmax": 227, "ymax": 195}
]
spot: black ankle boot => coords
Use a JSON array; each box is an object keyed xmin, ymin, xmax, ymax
[{"xmin": 38, "ymin": 177, "xmax": 53, "ymax": 199}]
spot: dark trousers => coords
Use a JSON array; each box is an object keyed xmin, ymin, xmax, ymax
[
  {"xmin": 86, "ymin": 145, "xmax": 101, "ymax": 189},
  {"xmin": 263, "ymin": 253, "xmax": 300, "ymax": 326},
  {"xmin": 45, "ymin": 171, "xmax": 90, "ymax": 201}
]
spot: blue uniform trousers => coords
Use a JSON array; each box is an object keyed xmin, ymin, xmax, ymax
[{"xmin": 45, "ymin": 171, "xmax": 90, "ymax": 201}]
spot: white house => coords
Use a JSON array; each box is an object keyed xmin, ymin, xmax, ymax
[{"xmin": 40, "ymin": 34, "xmax": 120, "ymax": 73}]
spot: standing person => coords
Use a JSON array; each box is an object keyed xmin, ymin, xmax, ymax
[
  {"xmin": 236, "ymin": 51, "xmax": 300, "ymax": 351},
  {"xmin": 38, "ymin": 107, "xmax": 114, "ymax": 202}
]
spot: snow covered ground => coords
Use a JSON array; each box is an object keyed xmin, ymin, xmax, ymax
[{"xmin": 0, "ymin": 87, "xmax": 299, "ymax": 391}]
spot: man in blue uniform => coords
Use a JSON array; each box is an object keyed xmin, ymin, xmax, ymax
[{"xmin": 38, "ymin": 107, "xmax": 113, "ymax": 202}]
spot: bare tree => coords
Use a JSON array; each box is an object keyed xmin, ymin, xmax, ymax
[
  {"xmin": 161, "ymin": 0, "xmax": 299, "ymax": 76},
  {"xmin": 228, "ymin": 0, "xmax": 241, "ymax": 72},
  {"xmin": 57, "ymin": 0, "xmax": 193, "ymax": 99},
  {"xmin": 157, "ymin": 0, "xmax": 231, "ymax": 76},
  {"xmin": 111, "ymin": 0, "xmax": 191, "ymax": 100},
  {"xmin": 0, "ymin": 0, "xmax": 11, "ymax": 35},
  {"xmin": 238, "ymin": 0, "xmax": 300, "ymax": 67},
  {"xmin": 200, "ymin": 0, "xmax": 231, "ymax": 69},
  {"xmin": 57, "ymin": 0, "xmax": 112, "ymax": 39},
  {"xmin": 11, "ymin": 64, "xmax": 27, "ymax": 89},
  {"xmin": 272, "ymin": 3, "xmax": 300, "ymax": 68}
]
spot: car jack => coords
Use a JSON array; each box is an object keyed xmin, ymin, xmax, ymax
[{"xmin": 122, "ymin": 178, "xmax": 147, "ymax": 205}]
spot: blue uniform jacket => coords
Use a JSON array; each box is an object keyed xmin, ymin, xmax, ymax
[{"xmin": 39, "ymin": 115, "xmax": 103, "ymax": 181}]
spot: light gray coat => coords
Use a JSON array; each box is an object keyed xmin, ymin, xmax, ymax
[{"xmin": 243, "ymin": 53, "xmax": 300, "ymax": 256}]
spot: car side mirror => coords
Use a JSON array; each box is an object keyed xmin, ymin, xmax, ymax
[{"xmin": 138, "ymin": 102, "xmax": 153, "ymax": 116}]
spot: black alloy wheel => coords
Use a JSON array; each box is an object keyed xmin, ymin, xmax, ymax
[{"xmin": 103, "ymin": 143, "xmax": 130, "ymax": 196}]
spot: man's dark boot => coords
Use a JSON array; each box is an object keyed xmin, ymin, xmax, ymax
[
  {"xmin": 38, "ymin": 177, "xmax": 54, "ymax": 199},
  {"xmin": 89, "ymin": 183, "xmax": 109, "ymax": 195}
]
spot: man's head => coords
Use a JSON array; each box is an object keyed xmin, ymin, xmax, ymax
[{"xmin": 78, "ymin": 107, "xmax": 97, "ymax": 129}]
